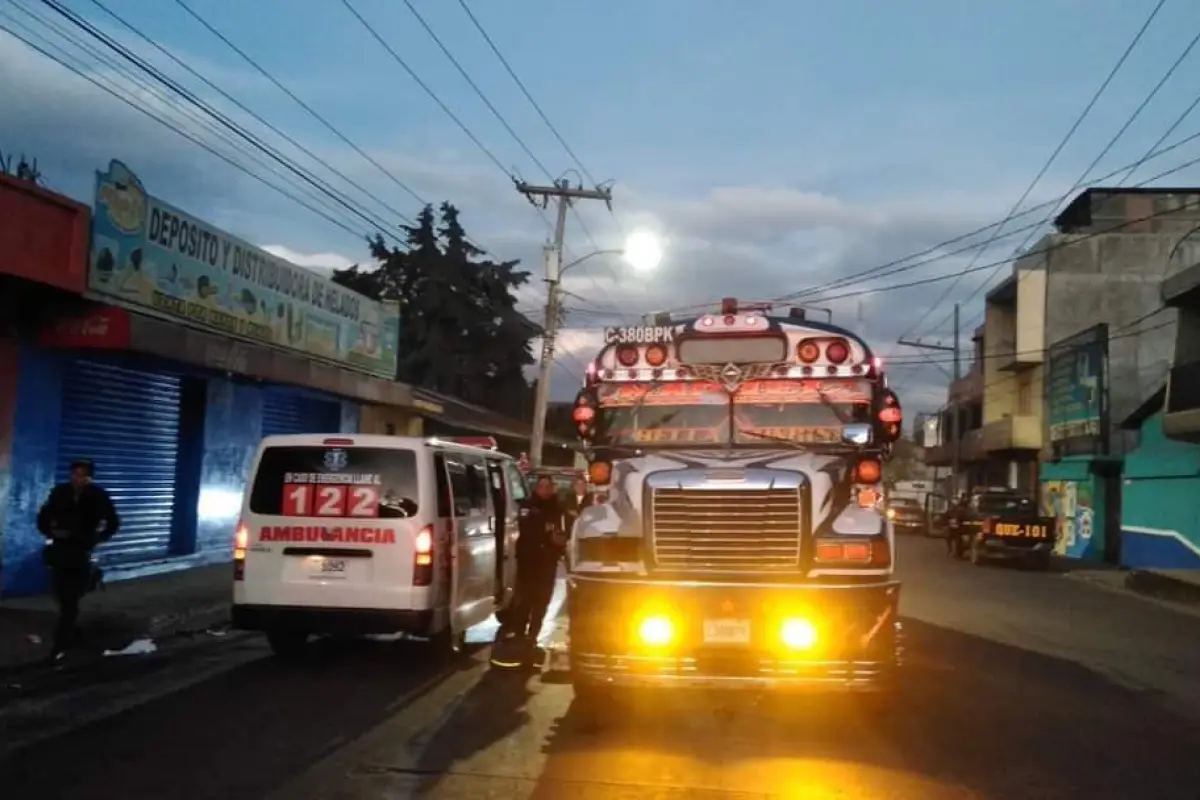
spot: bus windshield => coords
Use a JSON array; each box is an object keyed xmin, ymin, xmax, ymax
[{"xmin": 596, "ymin": 378, "xmax": 872, "ymax": 447}]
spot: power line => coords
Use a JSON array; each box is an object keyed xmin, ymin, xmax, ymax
[
  {"xmin": 17, "ymin": 1, "xmax": 380, "ymax": 238},
  {"xmin": 653, "ymin": 125, "xmax": 1200, "ymax": 322},
  {"xmin": 787, "ymin": 132, "xmax": 1200, "ymax": 305},
  {"xmin": 898, "ymin": 0, "xmax": 1167, "ymax": 344},
  {"xmin": 337, "ymin": 0, "xmax": 511, "ymax": 179},
  {"xmin": 0, "ymin": 10, "xmax": 371, "ymax": 240},
  {"xmin": 455, "ymin": 0, "xmax": 598, "ymax": 188},
  {"xmin": 884, "ymin": 307, "xmax": 1172, "ymax": 367},
  {"xmin": 452, "ymin": 0, "xmax": 625, "ymax": 248},
  {"xmin": 797, "ymin": 179, "xmax": 1200, "ymax": 306},
  {"xmin": 925, "ymin": 7, "xmax": 1198, "ymax": 338},
  {"xmin": 171, "ymin": 0, "xmax": 427, "ymax": 208},
  {"xmin": 396, "ymin": 0, "xmax": 616, "ymax": 300},
  {"xmin": 171, "ymin": 0, "xmax": 521, "ymax": 261},
  {"xmin": 83, "ymin": 0, "xmax": 421, "ymax": 232},
  {"xmin": 400, "ymin": 0, "xmax": 551, "ymax": 181},
  {"xmin": 37, "ymin": 0, "xmax": 407, "ymax": 241}
]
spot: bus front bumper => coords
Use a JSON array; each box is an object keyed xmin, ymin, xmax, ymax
[{"xmin": 566, "ymin": 574, "xmax": 902, "ymax": 693}]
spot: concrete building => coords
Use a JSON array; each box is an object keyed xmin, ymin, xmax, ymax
[
  {"xmin": 923, "ymin": 326, "xmax": 988, "ymax": 494},
  {"xmin": 1114, "ymin": 233, "xmax": 1200, "ymax": 569},
  {"xmin": 975, "ymin": 187, "xmax": 1200, "ymax": 563},
  {"xmin": 982, "ymin": 260, "xmax": 1045, "ymax": 493}
]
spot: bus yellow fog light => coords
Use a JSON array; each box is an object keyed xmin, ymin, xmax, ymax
[
  {"xmin": 781, "ymin": 618, "xmax": 818, "ymax": 650},
  {"xmin": 638, "ymin": 615, "xmax": 674, "ymax": 646}
]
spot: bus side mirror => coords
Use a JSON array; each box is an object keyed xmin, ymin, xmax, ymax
[
  {"xmin": 841, "ymin": 423, "xmax": 872, "ymax": 446},
  {"xmin": 875, "ymin": 389, "xmax": 902, "ymax": 443}
]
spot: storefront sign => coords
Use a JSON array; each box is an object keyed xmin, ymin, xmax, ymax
[
  {"xmin": 1046, "ymin": 324, "xmax": 1108, "ymax": 456},
  {"xmin": 86, "ymin": 160, "xmax": 400, "ymax": 379},
  {"xmin": 38, "ymin": 305, "xmax": 131, "ymax": 348}
]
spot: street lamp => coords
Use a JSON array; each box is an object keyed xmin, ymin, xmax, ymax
[
  {"xmin": 623, "ymin": 229, "xmax": 665, "ymax": 273},
  {"xmin": 529, "ymin": 230, "xmax": 665, "ymax": 467}
]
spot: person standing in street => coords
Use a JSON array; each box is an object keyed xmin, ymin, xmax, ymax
[
  {"xmin": 496, "ymin": 475, "xmax": 567, "ymax": 658},
  {"xmin": 36, "ymin": 459, "xmax": 120, "ymax": 661}
]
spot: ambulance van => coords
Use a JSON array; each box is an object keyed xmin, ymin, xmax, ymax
[{"xmin": 231, "ymin": 435, "xmax": 524, "ymax": 656}]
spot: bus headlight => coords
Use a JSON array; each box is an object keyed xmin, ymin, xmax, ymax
[
  {"xmin": 780, "ymin": 618, "xmax": 818, "ymax": 650},
  {"xmin": 638, "ymin": 614, "xmax": 674, "ymax": 646}
]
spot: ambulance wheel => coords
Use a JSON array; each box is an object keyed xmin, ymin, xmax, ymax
[{"xmin": 266, "ymin": 629, "xmax": 309, "ymax": 659}]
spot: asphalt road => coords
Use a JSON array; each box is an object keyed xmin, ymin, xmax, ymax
[{"xmin": 3, "ymin": 537, "xmax": 1200, "ymax": 799}]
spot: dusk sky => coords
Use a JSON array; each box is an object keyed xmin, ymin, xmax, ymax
[{"xmin": 4, "ymin": 0, "xmax": 1199, "ymax": 411}]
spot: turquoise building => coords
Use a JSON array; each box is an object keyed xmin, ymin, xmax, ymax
[{"xmin": 1117, "ymin": 386, "xmax": 1200, "ymax": 569}]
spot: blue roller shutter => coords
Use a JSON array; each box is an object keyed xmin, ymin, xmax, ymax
[
  {"xmin": 261, "ymin": 388, "xmax": 341, "ymax": 437},
  {"xmin": 57, "ymin": 359, "xmax": 182, "ymax": 566}
]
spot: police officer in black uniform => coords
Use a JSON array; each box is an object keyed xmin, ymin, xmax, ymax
[
  {"xmin": 498, "ymin": 475, "xmax": 567, "ymax": 656},
  {"xmin": 944, "ymin": 492, "xmax": 969, "ymax": 557}
]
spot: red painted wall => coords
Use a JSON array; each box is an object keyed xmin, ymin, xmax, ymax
[{"xmin": 0, "ymin": 174, "xmax": 90, "ymax": 293}]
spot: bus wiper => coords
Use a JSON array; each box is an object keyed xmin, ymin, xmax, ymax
[
  {"xmin": 629, "ymin": 378, "xmax": 665, "ymax": 431},
  {"xmin": 735, "ymin": 426, "xmax": 806, "ymax": 449},
  {"xmin": 817, "ymin": 387, "xmax": 854, "ymax": 425}
]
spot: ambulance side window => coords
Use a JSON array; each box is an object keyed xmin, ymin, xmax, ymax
[
  {"xmin": 505, "ymin": 463, "xmax": 528, "ymax": 502},
  {"xmin": 461, "ymin": 455, "xmax": 492, "ymax": 516},
  {"xmin": 433, "ymin": 453, "xmax": 454, "ymax": 518},
  {"xmin": 444, "ymin": 456, "xmax": 473, "ymax": 517}
]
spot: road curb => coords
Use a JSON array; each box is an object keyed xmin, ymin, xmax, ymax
[
  {"xmin": 0, "ymin": 602, "xmax": 232, "ymax": 680},
  {"xmin": 1125, "ymin": 570, "xmax": 1200, "ymax": 608},
  {"xmin": 145, "ymin": 602, "xmax": 232, "ymax": 639}
]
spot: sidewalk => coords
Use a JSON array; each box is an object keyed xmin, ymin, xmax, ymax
[
  {"xmin": 0, "ymin": 563, "xmax": 233, "ymax": 672},
  {"xmin": 1124, "ymin": 568, "xmax": 1200, "ymax": 607},
  {"xmin": 1068, "ymin": 563, "xmax": 1200, "ymax": 609}
]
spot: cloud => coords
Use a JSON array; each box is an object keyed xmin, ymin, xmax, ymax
[
  {"xmin": 1, "ymin": 24, "xmax": 1015, "ymax": 418},
  {"xmin": 259, "ymin": 245, "xmax": 356, "ymax": 274}
]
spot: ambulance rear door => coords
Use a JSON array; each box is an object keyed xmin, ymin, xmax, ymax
[{"xmin": 239, "ymin": 439, "xmax": 430, "ymax": 612}]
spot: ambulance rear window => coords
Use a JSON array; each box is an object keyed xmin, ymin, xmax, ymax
[{"xmin": 249, "ymin": 447, "xmax": 420, "ymax": 518}]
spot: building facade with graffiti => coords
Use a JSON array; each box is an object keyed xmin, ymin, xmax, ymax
[{"xmin": 1039, "ymin": 322, "xmax": 1118, "ymax": 563}]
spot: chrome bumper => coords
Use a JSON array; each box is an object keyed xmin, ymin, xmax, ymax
[
  {"xmin": 567, "ymin": 575, "xmax": 903, "ymax": 693},
  {"xmin": 572, "ymin": 642, "xmax": 900, "ymax": 692}
]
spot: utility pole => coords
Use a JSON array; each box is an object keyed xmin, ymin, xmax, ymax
[
  {"xmin": 517, "ymin": 178, "xmax": 612, "ymax": 468},
  {"xmin": 898, "ymin": 303, "xmax": 961, "ymax": 494}
]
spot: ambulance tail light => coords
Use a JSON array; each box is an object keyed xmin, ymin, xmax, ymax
[
  {"xmin": 413, "ymin": 525, "xmax": 435, "ymax": 586},
  {"xmin": 233, "ymin": 522, "xmax": 249, "ymax": 581}
]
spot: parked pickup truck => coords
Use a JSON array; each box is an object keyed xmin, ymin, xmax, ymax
[{"xmin": 968, "ymin": 488, "xmax": 1056, "ymax": 570}]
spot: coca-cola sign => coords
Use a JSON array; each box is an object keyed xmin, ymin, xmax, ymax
[{"xmin": 39, "ymin": 305, "xmax": 131, "ymax": 348}]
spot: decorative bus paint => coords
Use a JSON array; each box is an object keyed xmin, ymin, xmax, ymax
[{"xmin": 564, "ymin": 302, "xmax": 904, "ymax": 707}]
